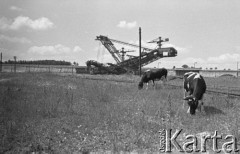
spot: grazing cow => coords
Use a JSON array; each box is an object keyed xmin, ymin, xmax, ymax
[
  {"xmin": 183, "ymin": 72, "xmax": 206, "ymax": 115},
  {"xmin": 138, "ymin": 68, "xmax": 168, "ymax": 90}
]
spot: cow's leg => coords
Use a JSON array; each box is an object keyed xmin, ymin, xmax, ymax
[
  {"xmin": 165, "ymin": 75, "xmax": 168, "ymax": 82},
  {"xmin": 187, "ymin": 106, "xmax": 190, "ymax": 113},
  {"xmin": 198, "ymin": 96, "xmax": 205, "ymax": 114},
  {"xmin": 152, "ymin": 80, "xmax": 155, "ymax": 89},
  {"xmin": 162, "ymin": 76, "xmax": 166, "ymax": 83},
  {"xmin": 162, "ymin": 76, "xmax": 166, "ymax": 87},
  {"xmin": 183, "ymin": 89, "xmax": 187, "ymax": 109},
  {"xmin": 162, "ymin": 76, "xmax": 165, "ymax": 84},
  {"xmin": 146, "ymin": 82, "xmax": 149, "ymax": 90},
  {"xmin": 196, "ymin": 100, "xmax": 204, "ymax": 115},
  {"xmin": 199, "ymin": 100, "xmax": 204, "ymax": 112}
]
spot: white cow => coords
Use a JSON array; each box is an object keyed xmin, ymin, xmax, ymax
[{"xmin": 183, "ymin": 72, "xmax": 206, "ymax": 115}]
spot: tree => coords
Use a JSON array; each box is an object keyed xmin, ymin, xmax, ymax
[
  {"xmin": 182, "ymin": 64, "xmax": 189, "ymax": 68},
  {"xmin": 215, "ymin": 67, "xmax": 218, "ymax": 70},
  {"xmin": 4, "ymin": 60, "xmax": 72, "ymax": 65}
]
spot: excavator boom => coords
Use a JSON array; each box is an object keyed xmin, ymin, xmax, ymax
[
  {"xmin": 96, "ymin": 35, "xmax": 177, "ymax": 69},
  {"xmin": 119, "ymin": 47, "xmax": 177, "ymax": 70},
  {"xmin": 87, "ymin": 35, "xmax": 177, "ymax": 74}
]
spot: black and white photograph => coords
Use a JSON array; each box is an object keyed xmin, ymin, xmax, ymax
[{"xmin": 0, "ymin": 0, "xmax": 240, "ymax": 153}]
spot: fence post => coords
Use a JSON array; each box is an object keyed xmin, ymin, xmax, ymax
[
  {"xmin": 0, "ymin": 52, "xmax": 2, "ymax": 72},
  {"xmin": 14, "ymin": 56, "xmax": 16, "ymax": 73},
  {"xmin": 237, "ymin": 61, "xmax": 239, "ymax": 77},
  {"xmin": 227, "ymin": 87, "xmax": 230, "ymax": 98}
]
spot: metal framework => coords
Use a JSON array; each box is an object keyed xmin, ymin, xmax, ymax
[
  {"xmin": 95, "ymin": 35, "xmax": 178, "ymax": 71},
  {"xmin": 95, "ymin": 36, "xmax": 122, "ymax": 64}
]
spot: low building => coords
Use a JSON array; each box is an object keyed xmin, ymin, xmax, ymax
[
  {"xmin": 200, "ymin": 70, "xmax": 238, "ymax": 78},
  {"xmin": 173, "ymin": 68, "xmax": 201, "ymax": 77}
]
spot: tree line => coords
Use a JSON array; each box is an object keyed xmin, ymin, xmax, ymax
[{"xmin": 3, "ymin": 60, "xmax": 73, "ymax": 65}]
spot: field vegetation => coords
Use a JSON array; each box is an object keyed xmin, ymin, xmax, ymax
[{"xmin": 0, "ymin": 72, "xmax": 240, "ymax": 153}]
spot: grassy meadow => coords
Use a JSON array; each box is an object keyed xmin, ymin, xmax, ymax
[{"xmin": 0, "ymin": 72, "xmax": 240, "ymax": 153}]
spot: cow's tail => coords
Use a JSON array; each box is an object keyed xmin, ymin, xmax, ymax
[{"xmin": 138, "ymin": 76, "xmax": 144, "ymax": 89}]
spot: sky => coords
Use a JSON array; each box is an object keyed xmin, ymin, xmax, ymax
[{"xmin": 0, "ymin": 0, "xmax": 240, "ymax": 70}]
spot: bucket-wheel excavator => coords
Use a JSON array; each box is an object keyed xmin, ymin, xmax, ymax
[{"xmin": 86, "ymin": 35, "xmax": 177, "ymax": 74}]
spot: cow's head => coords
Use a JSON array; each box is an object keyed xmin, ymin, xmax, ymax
[
  {"xmin": 183, "ymin": 96, "xmax": 199, "ymax": 115},
  {"xmin": 138, "ymin": 82, "xmax": 143, "ymax": 90}
]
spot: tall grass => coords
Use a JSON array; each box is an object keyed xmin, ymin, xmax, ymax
[{"xmin": 0, "ymin": 72, "xmax": 239, "ymax": 153}]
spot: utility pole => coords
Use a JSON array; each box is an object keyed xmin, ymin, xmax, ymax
[
  {"xmin": 14, "ymin": 56, "xmax": 17, "ymax": 73},
  {"xmin": 237, "ymin": 61, "xmax": 239, "ymax": 77},
  {"xmin": 139, "ymin": 27, "xmax": 141, "ymax": 76},
  {"xmin": 0, "ymin": 52, "xmax": 2, "ymax": 72},
  {"xmin": 121, "ymin": 47, "xmax": 125, "ymax": 62},
  {"xmin": 158, "ymin": 37, "xmax": 162, "ymax": 48}
]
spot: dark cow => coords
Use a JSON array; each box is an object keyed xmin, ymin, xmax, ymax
[
  {"xmin": 138, "ymin": 68, "xmax": 168, "ymax": 90},
  {"xmin": 183, "ymin": 72, "xmax": 206, "ymax": 115}
]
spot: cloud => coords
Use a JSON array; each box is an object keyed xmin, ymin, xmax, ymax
[
  {"xmin": 0, "ymin": 34, "xmax": 31, "ymax": 44},
  {"xmin": 11, "ymin": 16, "xmax": 54, "ymax": 30},
  {"xmin": 28, "ymin": 44, "xmax": 72, "ymax": 55},
  {"xmin": 24, "ymin": 44, "xmax": 85, "ymax": 63},
  {"xmin": 73, "ymin": 46, "xmax": 83, "ymax": 53},
  {"xmin": 0, "ymin": 16, "xmax": 54, "ymax": 30},
  {"xmin": 10, "ymin": 6, "xmax": 23, "ymax": 11},
  {"xmin": 117, "ymin": 21, "xmax": 137, "ymax": 29},
  {"xmin": 207, "ymin": 53, "xmax": 240, "ymax": 63}
]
